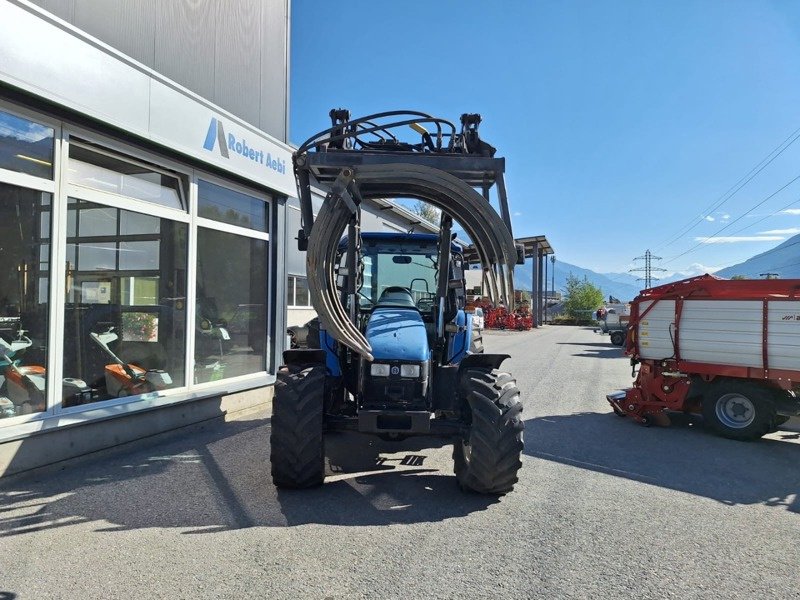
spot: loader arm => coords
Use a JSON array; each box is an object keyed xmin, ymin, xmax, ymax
[{"xmin": 295, "ymin": 110, "xmax": 520, "ymax": 360}]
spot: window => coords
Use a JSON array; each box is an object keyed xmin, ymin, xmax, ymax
[
  {"xmin": 0, "ymin": 183, "xmax": 51, "ymax": 417},
  {"xmin": 194, "ymin": 179, "xmax": 269, "ymax": 383},
  {"xmin": 62, "ymin": 199, "xmax": 187, "ymax": 406},
  {"xmin": 0, "ymin": 109, "xmax": 54, "ymax": 179},
  {"xmin": 287, "ymin": 276, "xmax": 311, "ymax": 307},
  {"xmin": 0, "ymin": 106, "xmax": 276, "ymax": 427},
  {"xmin": 198, "ymin": 179, "xmax": 267, "ymax": 232},
  {"xmin": 68, "ymin": 143, "xmax": 186, "ymax": 211}
]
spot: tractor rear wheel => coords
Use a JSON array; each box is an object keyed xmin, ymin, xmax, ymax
[
  {"xmin": 702, "ymin": 380, "xmax": 775, "ymax": 441},
  {"xmin": 270, "ymin": 365, "xmax": 326, "ymax": 488},
  {"xmin": 454, "ymin": 368, "xmax": 524, "ymax": 494}
]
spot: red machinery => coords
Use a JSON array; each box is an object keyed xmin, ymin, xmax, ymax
[
  {"xmin": 607, "ymin": 274, "xmax": 800, "ymax": 440},
  {"xmin": 482, "ymin": 305, "xmax": 533, "ymax": 331}
]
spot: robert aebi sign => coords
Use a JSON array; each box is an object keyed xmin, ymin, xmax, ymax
[{"xmin": 203, "ymin": 116, "xmax": 286, "ymax": 175}]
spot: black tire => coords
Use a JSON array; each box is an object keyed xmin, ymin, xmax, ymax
[
  {"xmin": 610, "ymin": 331, "xmax": 625, "ymax": 346},
  {"xmin": 270, "ymin": 365, "xmax": 326, "ymax": 488},
  {"xmin": 453, "ymin": 369, "xmax": 524, "ymax": 494},
  {"xmin": 702, "ymin": 380, "xmax": 776, "ymax": 441}
]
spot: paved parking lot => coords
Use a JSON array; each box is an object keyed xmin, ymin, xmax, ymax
[{"xmin": 1, "ymin": 326, "xmax": 798, "ymax": 599}]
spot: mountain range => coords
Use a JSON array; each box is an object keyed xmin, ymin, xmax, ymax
[
  {"xmin": 715, "ymin": 234, "xmax": 800, "ymax": 279},
  {"xmin": 513, "ymin": 232, "xmax": 800, "ymax": 301},
  {"xmin": 513, "ymin": 259, "xmax": 643, "ymax": 302}
]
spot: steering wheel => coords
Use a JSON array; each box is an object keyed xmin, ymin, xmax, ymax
[{"xmin": 416, "ymin": 297, "xmax": 434, "ymax": 312}]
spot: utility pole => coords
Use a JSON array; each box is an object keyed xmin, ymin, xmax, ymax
[
  {"xmin": 630, "ymin": 249, "xmax": 667, "ymax": 289},
  {"xmin": 550, "ymin": 255, "xmax": 556, "ymax": 322},
  {"xmin": 759, "ymin": 272, "xmax": 779, "ymax": 280}
]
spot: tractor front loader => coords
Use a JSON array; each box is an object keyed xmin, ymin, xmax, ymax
[{"xmin": 270, "ymin": 110, "xmax": 525, "ymax": 494}]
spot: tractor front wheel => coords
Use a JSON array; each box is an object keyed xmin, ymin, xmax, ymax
[
  {"xmin": 454, "ymin": 368, "xmax": 524, "ymax": 494},
  {"xmin": 270, "ymin": 365, "xmax": 326, "ymax": 488}
]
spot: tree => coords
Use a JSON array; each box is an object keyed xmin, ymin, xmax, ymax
[
  {"xmin": 563, "ymin": 273, "xmax": 604, "ymax": 319},
  {"xmin": 730, "ymin": 275, "xmax": 747, "ymax": 280},
  {"xmin": 412, "ymin": 200, "xmax": 441, "ymax": 224}
]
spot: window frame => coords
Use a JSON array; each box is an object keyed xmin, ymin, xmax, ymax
[
  {"xmin": 0, "ymin": 101, "xmax": 58, "ymax": 192},
  {"xmin": 287, "ymin": 274, "xmax": 312, "ymax": 308},
  {"xmin": 190, "ymin": 171, "xmax": 272, "ymax": 392},
  {"xmin": 0, "ymin": 100, "xmax": 61, "ymax": 427},
  {"xmin": 54, "ymin": 131, "xmax": 192, "ymax": 416}
]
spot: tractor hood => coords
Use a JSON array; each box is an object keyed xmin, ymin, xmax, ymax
[{"xmin": 365, "ymin": 308, "xmax": 429, "ymax": 362}]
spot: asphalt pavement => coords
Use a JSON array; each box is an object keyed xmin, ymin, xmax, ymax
[{"xmin": 1, "ymin": 326, "xmax": 799, "ymax": 599}]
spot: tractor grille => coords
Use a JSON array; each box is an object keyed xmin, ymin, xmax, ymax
[{"xmin": 363, "ymin": 366, "xmax": 428, "ymax": 411}]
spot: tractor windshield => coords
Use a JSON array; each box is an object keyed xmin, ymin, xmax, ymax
[{"xmin": 358, "ymin": 240, "xmax": 439, "ymax": 311}]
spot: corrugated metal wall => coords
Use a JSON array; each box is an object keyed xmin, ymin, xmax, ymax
[{"xmin": 28, "ymin": 0, "xmax": 289, "ymax": 142}]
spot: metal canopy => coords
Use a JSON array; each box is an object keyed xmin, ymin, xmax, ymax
[
  {"xmin": 462, "ymin": 235, "xmax": 554, "ymax": 264},
  {"xmin": 516, "ymin": 235, "xmax": 554, "ymax": 257}
]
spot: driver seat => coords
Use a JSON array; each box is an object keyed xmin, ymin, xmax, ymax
[{"xmin": 376, "ymin": 286, "xmax": 416, "ymax": 308}]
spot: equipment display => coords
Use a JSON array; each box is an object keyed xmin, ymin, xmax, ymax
[
  {"xmin": 90, "ymin": 327, "xmax": 172, "ymax": 397},
  {"xmin": 270, "ymin": 110, "xmax": 525, "ymax": 494},
  {"xmin": 0, "ymin": 330, "xmax": 92, "ymax": 415}
]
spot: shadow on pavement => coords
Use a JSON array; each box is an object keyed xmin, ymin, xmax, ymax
[
  {"xmin": 0, "ymin": 418, "xmax": 497, "ymax": 536},
  {"xmin": 525, "ymin": 410, "xmax": 800, "ymax": 513},
  {"xmin": 557, "ymin": 341, "xmax": 626, "ymax": 359}
]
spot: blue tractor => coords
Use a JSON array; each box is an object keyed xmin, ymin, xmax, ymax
[{"xmin": 271, "ymin": 110, "xmax": 524, "ymax": 494}]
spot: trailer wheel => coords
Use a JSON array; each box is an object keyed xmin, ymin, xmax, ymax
[
  {"xmin": 702, "ymin": 381, "xmax": 776, "ymax": 441},
  {"xmin": 270, "ymin": 365, "xmax": 326, "ymax": 488},
  {"xmin": 454, "ymin": 369, "xmax": 524, "ymax": 495},
  {"xmin": 609, "ymin": 331, "xmax": 625, "ymax": 346}
]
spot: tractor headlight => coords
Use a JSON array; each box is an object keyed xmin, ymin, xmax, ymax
[
  {"xmin": 400, "ymin": 364, "xmax": 420, "ymax": 378},
  {"xmin": 370, "ymin": 363, "xmax": 391, "ymax": 377}
]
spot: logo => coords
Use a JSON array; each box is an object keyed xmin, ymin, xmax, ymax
[
  {"xmin": 390, "ymin": 366, "xmax": 400, "ymax": 376},
  {"xmin": 203, "ymin": 117, "xmax": 229, "ymax": 158},
  {"xmin": 203, "ymin": 116, "xmax": 286, "ymax": 175}
]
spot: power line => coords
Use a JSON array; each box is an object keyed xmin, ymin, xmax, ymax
[
  {"xmin": 663, "ymin": 172, "xmax": 800, "ymax": 265},
  {"xmin": 712, "ymin": 193, "xmax": 800, "ymax": 239},
  {"xmin": 654, "ymin": 125, "xmax": 800, "ymax": 252}
]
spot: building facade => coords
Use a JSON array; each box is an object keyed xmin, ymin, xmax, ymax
[{"xmin": 0, "ymin": 0, "xmax": 432, "ymax": 476}]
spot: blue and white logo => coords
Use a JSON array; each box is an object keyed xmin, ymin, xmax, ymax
[
  {"xmin": 202, "ymin": 117, "xmax": 229, "ymax": 158},
  {"xmin": 203, "ymin": 116, "xmax": 286, "ymax": 175}
]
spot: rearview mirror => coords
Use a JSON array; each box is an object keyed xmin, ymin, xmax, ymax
[{"xmin": 392, "ymin": 255, "xmax": 412, "ymax": 264}]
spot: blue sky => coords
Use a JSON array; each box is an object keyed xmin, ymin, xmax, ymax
[{"xmin": 290, "ymin": 0, "xmax": 800, "ymax": 276}]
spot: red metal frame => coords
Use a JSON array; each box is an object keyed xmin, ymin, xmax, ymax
[{"xmin": 610, "ymin": 274, "xmax": 800, "ymax": 424}]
